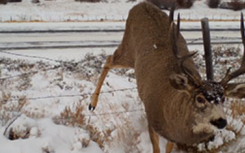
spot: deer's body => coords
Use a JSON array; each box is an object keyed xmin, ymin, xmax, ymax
[
  {"xmin": 90, "ymin": 2, "xmax": 245, "ymax": 153},
  {"xmin": 122, "ymin": 2, "xmax": 208, "ymax": 144}
]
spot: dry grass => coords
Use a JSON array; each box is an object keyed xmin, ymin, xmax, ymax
[
  {"xmin": 53, "ymin": 102, "xmax": 86, "ymax": 127},
  {"xmin": 231, "ymin": 100, "xmax": 245, "ymax": 120},
  {"xmin": 0, "ymin": 94, "xmax": 27, "ymax": 126},
  {"xmin": 1, "ymin": 49, "xmax": 245, "ymax": 152}
]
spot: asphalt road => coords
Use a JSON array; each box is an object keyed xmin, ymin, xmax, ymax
[{"xmin": 0, "ymin": 26, "xmax": 243, "ymax": 50}]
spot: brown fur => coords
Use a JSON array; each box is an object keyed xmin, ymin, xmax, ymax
[
  {"xmin": 90, "ymin": 2, "xmax": 233, "ymax": 153},
  {"xmin": 111, "ymin": 2, "xmax": 205, "ymax": 145}
]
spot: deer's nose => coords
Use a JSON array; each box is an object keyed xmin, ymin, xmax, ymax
[{"xmin": 210, "ymin": 118, "xmax": 227, "ymax": 129}]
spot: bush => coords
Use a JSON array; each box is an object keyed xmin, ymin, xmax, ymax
[
  {"xmin": 146, "ymin": 0, "xmax": 163, "ymax": 8},
  {"xmin": 147, "ymin": 0, "xmax": 195, "ymax": 9},
  {"xmin": 206, "ymin": 0, "xmax": 220, "ymax": 8},
  {"xmin": 177, "ymin": 0, "xmax": 195, "ymax": 8},
  {"xmin": 228, "ymin": 0, "xmax": 245, "ymax": 11},
  {"xmin": 75, "ymin": 0, "xmax": 101, "ymax": 2},
  {"xmin": 0, "ymin": 0, "xmax": 7, "ymax": 4}
]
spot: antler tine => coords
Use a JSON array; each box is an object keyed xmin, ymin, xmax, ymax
[
  {"xmin": 170, "ymin": 13, "xmax": 180, "ymax": 58},
  {"xmin": 180, "ymin": 52, "xmax": 200, "ymax": 85},
  {"xmin": 170, "ymin": 20, "xmax": 200, "ymax": 86},
  {"xmin": 170, "ymin": 22, "xmax": 179, "ymax": 59},
  {"xmin": 177, "ymin": 13, "xmax": 180, "ymax": 38},
  {"xmin": 169, "ymin": 3, "xmax": 175, "ymax": 26},
  {"xmin": 221, "ymin": 13, "xmax": 245, "ymax": 86}
]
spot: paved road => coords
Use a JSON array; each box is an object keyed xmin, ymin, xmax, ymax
[
  {"xmin": 0, "ymin": 31, "xmax": 242, "ymax": 50},
  {"xmin": 0, "ymin": 21, "xmax": 243, "ymax": 50}
]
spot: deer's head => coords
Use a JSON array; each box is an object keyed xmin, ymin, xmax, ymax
[{"xmin": 169, "ymin": 13, "xmax": 245, "ymax": 133}]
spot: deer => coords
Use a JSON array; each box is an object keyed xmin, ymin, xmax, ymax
[{"xmin": 89, "ymin": 2, "xmax": 245, "ymax": 153}]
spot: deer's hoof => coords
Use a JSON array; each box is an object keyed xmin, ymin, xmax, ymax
[{"xmin": 88, "ymin": 104, "xmax": 96, "ymax": 111}]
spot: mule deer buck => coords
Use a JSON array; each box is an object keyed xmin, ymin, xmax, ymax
[{"xmin": 89, "ymin": 2, "xmax": 245, "ymax": 153}]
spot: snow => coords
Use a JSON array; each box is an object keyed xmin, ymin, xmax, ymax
[
  {"xmin": 0, "ymin": 0, "xmax": 245, "ymax": 22},
  {"xmin": 1, "ymin": 0, "xmax": 245, "ymax": 153},
  {"xmin": 1, "ymin": 116, "xmax": 103, "ymax": 153}
]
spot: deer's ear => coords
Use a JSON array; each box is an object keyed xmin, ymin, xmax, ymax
[
  {"xmin": 225, "ymin": 83, "xmax": 245, "ymax": 98},
  {"xmin": 169, "ymin": 74, "xmax": 193, "ymax": 91}
]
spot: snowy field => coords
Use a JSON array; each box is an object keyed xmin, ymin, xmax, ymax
[
  {"xmin": 1, "ymin": 0, "xmax": 245, "ymax": 153},
  {"xmin": 0, "ymin": 0, "xmax": 245, "ymax": 22},
  {"xmin": 1, "ymin": 45, "xmax": 245, "ymax": 153}
]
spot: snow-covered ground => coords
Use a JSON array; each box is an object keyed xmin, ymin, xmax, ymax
[
  {"xmin": 1, "ymin": 46, "xmax": 245, "ymax": 153},
  {"xmin": 0, "ymin": 0, "xmax": 245, "ymax": 22},
  {"xmin": 1, "ymin": 0, "xmax": 245, "ymax": 153}
]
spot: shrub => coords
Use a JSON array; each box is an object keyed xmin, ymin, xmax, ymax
[
  {"xmin": 177, "ymin": 0, "xmax": 195, "ymax": 8},
  {"xmin": 228, "ymin": 0, "xmax": 245, "ymax": 11},
  {"xmin": 75, "ymin": 0, "xmax": 101, "ymax": 2},
  {"xmin": 147, "ymin": 0, "xmax": 195, "ymax": 9},
  {"xmin": 8, "ymin": 0, "xmax": 22, "ymax": 2},
  {"xmin": 0, "ymin": 0, "xmax": 7, "ymax": 4},
  {"xmin": 206, "ymin": 0, "xmax": 220, "ymax": 8},
  {"xmin": 146, "ymin": 0, "xmax": 162, "ymax": 8}
]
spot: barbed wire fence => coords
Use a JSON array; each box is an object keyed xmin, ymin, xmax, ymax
[
  {"xmin": 1, "ymin": 32, "xmax": 242, "ymax": 132},
  {"xmin": 0, "ymin": 49, "xmax": 142, "ymax": 115},
  {"xmin": 0, "ymin": 50, "xmax": 145, "ymax": 136},
  {"xmin": 0, "ymin": 49, "xmax": 86, "ymax": 81}
]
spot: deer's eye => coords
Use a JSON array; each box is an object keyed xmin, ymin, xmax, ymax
[{"xmin": 196, "ymin": 96, "xmax": 205, "ymax": 104}]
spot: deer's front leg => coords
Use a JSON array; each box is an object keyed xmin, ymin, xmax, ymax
[
  {"xmin": 166, "ymin": 141, "xmax": 174, "ymax": 153},
  {"xmin": 89, "ymin": 56, "xmax": 113, "ymax": 111},
  {"xmin": 148, "ymin": 125, "xmax": 160, "ymax": 153}
]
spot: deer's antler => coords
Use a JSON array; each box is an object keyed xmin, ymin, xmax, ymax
[
  {"xmin": 220, "ymin": 13, "xmax": 245, "ymax": 86},
  {"xmin": 169, "ymin": 5, "xmax": 180, "ymax": 38},
  {"xmin": 169, "ymin": 3, "xmax": 175, "ymax": 26},
  {"xmin": 170, "ymin": 15, "xmax": 201, "ymax": 86}
]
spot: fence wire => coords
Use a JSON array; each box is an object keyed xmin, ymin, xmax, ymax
[
  {"xmin": 0, "ymin": 50, "xmax": 83, "ymax": 81},
  {"xmin": 7, "ymin": 87, "xmax": 138, "ymax": 102},
  {"xmin": 0, "ymin": 66, "xmax": 61, "ymax": 81},
  {"xmin": 84, "ymin": 108, "xmax": 144, "ymax": 117},
  {"xmin": 0, "ymin": 50, "xmax": 63, "ymax": 63}
]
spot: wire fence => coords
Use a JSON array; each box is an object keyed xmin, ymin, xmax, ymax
[
  {"xmin": 7, "ymin": 87, "xmax": 138, "ymax": 102},
  {"xmin": 84, "ymin": 108, "xmax": 144, "ymax": 117},
  {"xmin": 0, "ymin": 49, "xmax": 83, "ymax": 81},
  {"xmin": 0, "ymin": 49, "xmax": 143, "ymax": 135},
  {"xmin": 0, "ymin": 50, "xmax": 65, "ymax": 63},
  {"xmin": 1, "ymin": 33, "xmax": 241, "ymax": 115},
  {"xmin": 0, "ymin": 50, "xmax": 142, "ymax": 118}
]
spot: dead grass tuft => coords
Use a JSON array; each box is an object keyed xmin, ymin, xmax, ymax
[
  {"xmin": 231, "ymin": 100, "xmax": 245, "ymax": 120},
  {"xmin": 53, "ymin": 101, "xmax": 86, "ymax": 127},
  {"xmin": 0, "ymin": 94, "xmax": 27, "ymax": 126}
]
